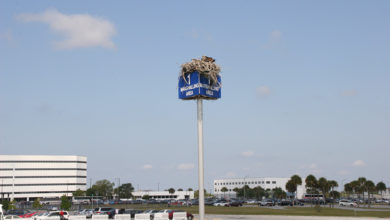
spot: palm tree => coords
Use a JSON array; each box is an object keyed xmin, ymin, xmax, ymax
[
  {"xmin": 328, "ymin": 180, "xmax": 338, "ymax": 207},
  {"xmin": 357, "ymin": 177, "xmax": 367, "ymax": 203},
  {"xmin": 344, "ymin": 183, "xmax": 353, "ymax": 198},
  {"xmin": 318, "ymin": 177, "xmax": 329, "ymax": 205},
  {"xmin": 289, "ymin": 175, "xmax": 302, "ymax": 201},
  {"xmin": 305, "ymin": 175, "xmax": 318, "ymax": 206},
  {"xmin": 376, "ymin": 182, "xmax": 386, "ymax": 200},
  {"xmin": 365, "ymin": 180, "xmax": 375, "ymax": 207},
  {"xmin": 221, "ymin": 187, "xmax": 228, "ymax": 199}
]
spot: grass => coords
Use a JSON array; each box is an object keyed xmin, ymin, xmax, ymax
[{"xmin": 93, "ymin": 204, "xmax": 390, "ymax": 218}]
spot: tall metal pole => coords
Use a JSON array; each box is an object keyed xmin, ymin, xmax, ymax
[{"xmin": 197, "ymin": 99, "xmax": 205, "ymax": 220}]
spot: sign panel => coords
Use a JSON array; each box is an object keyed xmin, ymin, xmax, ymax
[{"xmin": 178, "ymin": 71, "xmax": 221, "ymax": 100}]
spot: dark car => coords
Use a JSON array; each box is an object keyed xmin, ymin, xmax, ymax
[
  {"xmin": 278, "ymin": 200, "xmax": 293, "ymax": 206},
  {"xmin": 228, "ymin": 200, "xmax": 243, "ymax": 207}
]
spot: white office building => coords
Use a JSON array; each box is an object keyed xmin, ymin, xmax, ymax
[
  {"xmin": 214, "ymin": 177, "xmax": 306, "ymax": 199},
  {"xmin": 0, "ymin": 155, "xmax": 87, "ymax": 201},
  {"xmin": 132, "ymin": 190, "xmax": 194, "ymax": 200}
]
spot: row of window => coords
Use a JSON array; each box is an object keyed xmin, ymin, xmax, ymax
[
  {"xmin": 214, "ymin": 188, "xmax": 271, "ymax": 192},
  {"xmin": 0, "ymin": 168, "xmax": 87, "ymax": 171},
  {"xmin": 0, "ymin": 161, "xmax": 86, "ymax": 163},
  {"xmin": 215, "ymin": 180, "xmax": 277, "ymax": 185},
  {"xmin": 0, "ymin": 183, "xmax": 86, "ymax": 187},
  {"xmin": 0, "ymin": 176, "xmax": 87, "ymax": 179}
]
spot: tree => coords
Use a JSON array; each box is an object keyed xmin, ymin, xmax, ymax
[
  {"xmin": 86, "ymin": 187, "xmax": 96, "ymax": 196},
  {"xmin": 327, "ymin": 180, "xmax": 338, "ymax": 208},
  {"xmin": 90, "ymin": 179, "xmax": 115, "ymax": 198},
  {"xmin": 194, "ymin": 189, "xmax": 209, "ymax": 198},
  {"xmin": 1, "ymin": 200, "xmax": 14, "ymax": 211},
  {"xmin": 305, "ymin": 175, "xmax": 318, "ymax": 194},
  {"xmin": 286, "ymin": 180, "xmax": 297, "ymax": 197},
  {"xmin": 73, "ymin": 189, "xmax": 85, "ymax": 197},
  {"xmin": 168, "ymin": 188, "xmax": 175, "ymax": 195},
  {"xmin": 32, "ymin": 198, "xmax": 43, "ymax": 209},
  {"xmin": 117, "ymin": 183, "xmax": 134, "ymax": 199},
  {"xmin": 221, "ymin": 187, "xmax": 228, "ymax": 198},
  {"xmin": 318, "ymin": 177, "xmax": 330, "ymax": 205},
  {"xmin": 376, "ymin": 182, "xmax": 387, "ymax": 199},
  {"xmin": 305, "ymin": 175, "xmax": 318, "ymax": 206},
  {"xmin": 60, "ymin": 195, "xmax": 71, "ymax": 210},
  {"xmin": 187, "ymin": 188, "xmax": 193, "ymax": 191},
  {"xmin": 252, "ymin": 186, "xmax": 265, "ymax": 200},
  {"xmin": 272, "ymin": 187, "xmax": 287, "ymax": 199},
  {"xmin": 290, "ymin": 175, "xmax": 302, "ymax": 199},
  {"xmin": 365, "ymin": 180, "xmax": 376, "ymax": 208},
  {"xmin": 177, "ymin": 188, "xmax": 183, "ymax": 191},
  {"xmin": 142, "ymin": 195, "xmax": 150, "ymax": 200},
  {"xmin": 344, "ymin": 183, "xmax": 353, "ymax": 198}
]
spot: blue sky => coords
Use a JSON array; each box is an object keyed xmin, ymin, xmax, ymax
[{"xmin": 1, "ymin": 0, "xmax": 389, "ymax": 191}]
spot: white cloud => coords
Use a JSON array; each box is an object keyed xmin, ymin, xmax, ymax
[
  {"xmin": 256, "ymin": 86, "xmax": 271, "ymax": 97},
  {"xmin": 143, "ymin": 164, "xmax": 153, "ymax": 169},
  {"xmin": 177, "ymin": 163, "xmax": 194, "ymax": 170},
  {"xmin": 352, "ymin": 160, "xmax": 366, "ymax": 167},
  {"xmin": 18, "ymin": 9, "xmax": 116, "ymax": 49},
  {"xmin": 241, "ymin": 151, "xmax": 254, "ymax": 157},
  {"xmin": 341, "ymin": 89, "xmax": 358, "ymax": 97}
]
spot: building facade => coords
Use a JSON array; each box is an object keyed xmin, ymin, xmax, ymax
[
  {"xmin": 213, "ymin": 177, "xmax": 306, "ymax": 199},
  {"xmin": 132, "ymin": 190, "xmax": 194, "ymax": 200},
  {"xmin": 0, "ymin": 155, "xmax": 87, "ymax": 201}
]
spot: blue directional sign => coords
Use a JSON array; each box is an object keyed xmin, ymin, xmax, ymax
[{"xmin": 178, "ymin": 71, "xmax": 221, "ymax": 100}]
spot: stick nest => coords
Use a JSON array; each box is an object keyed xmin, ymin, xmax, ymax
[{"xmin": 181, "ymin": 56, "xmax": 221, "ymax": 85}]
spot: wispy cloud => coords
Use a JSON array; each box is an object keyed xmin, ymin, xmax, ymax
[
  {"xmin": 18, "ymin": 8, "xmax": 116, "ymax": 49},
  {"xmin": 352, "ymin": 160, "xmax": 366, "ymax": 167},
  {"xmin": 225, "ymin": 172, "xmax": 236, "ymax": 178},
  {"xmin": 256, "ymin": 86, "xmax": 271, "ymax": 97},
  {"xmin": 341, "ymin": 89, "xmax": 358, "ymax": 97},
  {"xmin": 0, "ymin": 31, "xmax": 13, "ymax": 42},
  {"xmin": 241, "ymin": 151, "xmax": 254, "ymax": 157},
  {"xmin": 177, "ymin": 163, "xmax": 194, "ymax": 170},
  {"xmin": 143, "ymin": 164, "xmax": 153, "ymax": 169},
  {"xmin": 262, "ymin": 30, "xmax": 282, "ymax": 49}
]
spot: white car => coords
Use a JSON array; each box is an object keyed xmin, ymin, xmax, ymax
[
  {"xmin": 339, "ymin": 200, "xmax": 357, "ymax": 207},
  {"xmin": 213, "ymin": 201, "xmax": 229, "ymax": 207}
]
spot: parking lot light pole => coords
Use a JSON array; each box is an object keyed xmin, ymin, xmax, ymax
[{"xmin": 197, "ymin": 99, "xmax": 205, "ymax": 220}]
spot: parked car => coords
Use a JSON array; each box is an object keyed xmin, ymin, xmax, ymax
[
  {"xmin": 213, "ymin": 200, "xmax": 229, "ymax": 207},
  {"xmin": 42, "ymin": 211, "xmax": 69, "ymax": 220},
  {"xmin": 259, "ymin": 199, "xmax": 275, "ymax": 206},
  {"xmin": 277, "ymin": 200, "xmax": 293, "ymax": 206},
  {"xmin": 94, "ymin": 208, "xmax": 116, "ymax": 218},
  {"xmin": 228, "ymin": 200, "xmax": 243, "ymax": 207},
  {"xmin": 143, "ymin": 210, "xmax": 159, "ymax": 220},
  {"xmin": 339, "ymin": 200, "xmax": 357, "ymax": 207}
]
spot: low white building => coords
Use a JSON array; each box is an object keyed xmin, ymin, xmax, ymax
[
  {"xmin": 213, "ymin": 177, "xmax": 306, "ymax": 199},
  {"xmin": 132, "ymin": 190, "xmax": 194, "ymax": 200},
  {"xmin": 0, "ymin": 155, "xmax": 87, "ymax": 201}
]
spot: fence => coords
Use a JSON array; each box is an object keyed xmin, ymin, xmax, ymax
[
  {"xmin": 69, "ymin": 216, "xmax": 87, "ymax": 220},
  {"xmin": 134, "ymin": 213, "xmax": 151, "ymax": 220},
  {"xmin": 114, "ymin": 214, "xmax": 130, "ymax": 220},
  {"xmin": 92, "ymin": 215, "xmax": 108, "ymax": 220},
  {"xmin": 172, "ymin": 212, "xmax": 187, "ymax": 220}
]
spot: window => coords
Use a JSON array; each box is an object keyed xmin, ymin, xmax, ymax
[
  {"xmin": 266, "ymin": 181, "xmax": 270, "ymax": 184},
  {"xmin": 272, "ymin": 181, "xmax": 276, "ymax": 184}
]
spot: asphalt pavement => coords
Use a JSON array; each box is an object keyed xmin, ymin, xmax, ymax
[{"xmin": 193, "ymin": 214, "xmax": 387, "ymax": 220}]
